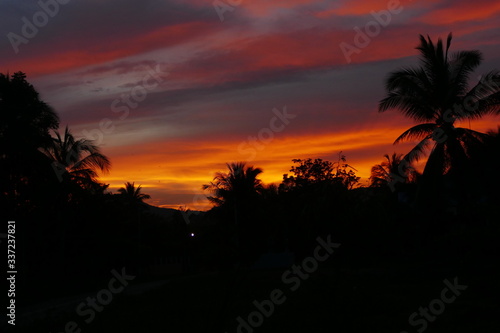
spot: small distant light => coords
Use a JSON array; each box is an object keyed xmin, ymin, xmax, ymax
[{"xmin": 190, "ymin": 233, "xmax": 195, "ymax": 237}]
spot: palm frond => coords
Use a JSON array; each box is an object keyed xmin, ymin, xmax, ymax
[
  {"xmin": 403, "ymin": 135, "xmax": 434, "ymax": 164},
  {"xmin": 394, "ymin": 123, "xmax": 436, "ymax": 144},
  {"xmin": 449, "ymin": 50, "xmax": 483, "ymax": 97},
  {"xmin": 379, "ymin": 93, "xmax": 436, "ymax": 121}
]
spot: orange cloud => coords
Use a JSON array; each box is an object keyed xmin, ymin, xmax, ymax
[
  {"xmin": 100, "ymin": 124, "xmax": 417, "ymax": 210},
  {"xmin": 99, "ymin": 110, "xmax": 500, "ymax": 210}
]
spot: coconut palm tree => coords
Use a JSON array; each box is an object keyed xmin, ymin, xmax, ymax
[
  {"xmin": 202, "ymin": 162, "xmax": 263, "ymax": 207},
  {"xmin": 117, "ymin": 182, "xmax": 151, "ymax": 272},
  {"xmin": 379, "ymin": 33, "xmax": 500, "ymax": 178},
  {"xmin": 117, "ymin": 182, "xmax": 151, "ymax": 204},
  {"xmin": 370, "ymin": 153, "xmax": 418, "ymax": 188},
  {"xmin": 203, "ymin": 162, "xmax": 264, "ymax": 264},
  {"xmin": 44, "ymin": 126, "xmax": 110, "ymax": 190},
  {"xmin": 379, "ymin": 33, "xmax": 500, "ymax": 207}
]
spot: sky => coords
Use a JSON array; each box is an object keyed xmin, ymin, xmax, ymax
[{"xmin": 1, "ymin": 0, "xmax": 500, "ymax": 210}]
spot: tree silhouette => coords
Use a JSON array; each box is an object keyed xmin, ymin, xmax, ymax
[
  {"xmin": 0, "ymin": 72, "xmax": 59, "ymax": 152},
  {"xmin": 282, "ymin": 154, "xmax": 359, "ymax": 191},
  {"xmin": 203, "ymin": 162, "xmax": 264, "ymax": 265},
  {"xmin": 117, "ymin": 182, "xmax": 151, "ymax": 271},
  {"xmin": 44, "ymin": 126, "xmax": 110, "ymax": 191},
  {"xmin": 370, "ymin": 153, "xmax": 418, "ymax": 188},
  {"xmin": 379, "ymin": 33, "xmax": 500, "ymax": 208},
  {"xmin": 202, "ymin": 162, "xmax": 263, "ymax": 207},
  {"xmin": 118, "ymin": 182, "xmax": 151, "ymax": 204},
  {"xmin": 0, "ymin": 72, "xmax": 59, "ymax": 205},
  {"xmin": 379, "ymin": 34, "xmax": 500, "ymax": 179}
]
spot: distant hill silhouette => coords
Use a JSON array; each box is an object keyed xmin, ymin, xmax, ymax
[{"xmin": 144, "ymin": 204, "xmax": 205, "ymax": 221}]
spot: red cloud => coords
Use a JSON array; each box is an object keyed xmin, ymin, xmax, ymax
[
  {"xmin": 419, "ymin": 0, "xmax": 500, "ymax": 24},
  {"xmin": 2, "ymin": 21, "xmax": 221, "ymax": 77}
]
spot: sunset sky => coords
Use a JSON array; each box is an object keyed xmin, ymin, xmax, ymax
[{"xmin": 1, "ymin": 0, "xmax": 500, "ymax": 210}]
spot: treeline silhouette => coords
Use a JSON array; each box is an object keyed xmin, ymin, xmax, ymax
[
  {"xmin": 1, "ymin": 33, "xmax": 500, "ymax": 317},
  {"xmin": 0, "ymin": 72, "xmax": 191, "ymax": 304}
]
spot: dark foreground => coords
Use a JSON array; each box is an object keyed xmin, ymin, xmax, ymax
[{"xmin": 12, "ymin": 247, "xmax": 500, "ymax": 333}]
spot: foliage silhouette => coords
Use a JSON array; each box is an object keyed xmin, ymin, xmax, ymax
[
  {"xmin": 281, "ymin": 153, "xmax": 359, "ymax": 192},
  {"xmin": 0, "ymin": 72, "xmax": 60, "ymax": 209},
  {"xmin": 203, "ymin": 162, "xmax": 265, "ymax": 265},
  {"xmin": 44, "ymin": 126, "xmax": 110, "ymax": 193},
  {"xmin": 118, "ymin": 181, "xmax": 151, "ymax": 204},
  {"xmin": 379, "ymin": 33, "xmax": 500, "ymax": 209},
  {"xmin": 202, "ymin": 162, "xmax": 263, "ymax": 207},
  {"xmin": 2, "ymin": 33, "xmax": 500, "ymax": 332},
  {"xmin": 369, "ymin": 153, "xmax": 419, "ymax": 188}
]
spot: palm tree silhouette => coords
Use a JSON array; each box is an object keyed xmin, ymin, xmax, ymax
[
  {"xmin": 203, "ymin": 162, "xmax": 264, "ymax": 264},
  {"xmin": 379, "ymin": 33, "xmax": 500, "ymax": 205},
  {"xmin": 370, "ymin": 153, "xmax": 417, "ymax": 188},
  {"xmin": 117, "ymin": 182, "xmax": 151, "ymax": 204},
  {"xmin": 202, "ymin": 162, "xmax": 263, "ymax": 207},
  {"xmin": 44, "ymin": 126, "xmax": 110, "ymax": 189},
  {"xmin": 117, "ymin": 182, "xmax": 151, "ymax": 271}
]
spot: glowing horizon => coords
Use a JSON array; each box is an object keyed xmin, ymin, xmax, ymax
[{"xmin": 2, "ymin": 0, "xmax": 499, "ymax": 210}]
